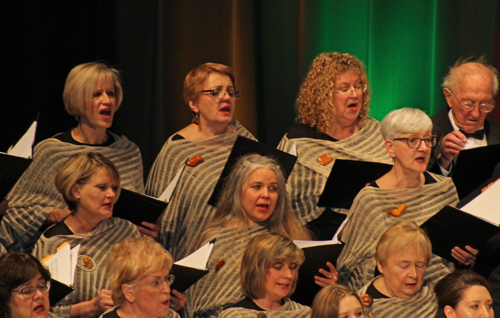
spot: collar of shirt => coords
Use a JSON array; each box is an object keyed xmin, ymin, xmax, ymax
[{"xmin": 448, "ymin": 109, "xmax": 487, "ymax": 149}]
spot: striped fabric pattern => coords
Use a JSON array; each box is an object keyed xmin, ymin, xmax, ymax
[
  {"xmin": 337, "ymin": 173, "xmax": 459, "ymax": 291},
  {"xmin": 100, "ymin": 306, "xmax": 180, "ymax": 318},
  {"xmin": 0, "ymin": 132, "xmax": 144, "ymax": 250},
  {"xmin": 33, "ymin": 218, "xmax": 140, "ymax": 318},
  {"xmin": 217, "ymin": 298, "xmax": 311, "ymax": 318},
  {"xmin": 184, "ymin": 224, "xmax": 268, "ymax": 318},
  {"xmin": 277, "ymin": 118, "xmax": 392, "ymax": 223},
  {"xmin": 145, "ymin": 121, "xmax": 255, "ymax": 261},
  {"xmin": 358, "ymin": 279, "xmax": 438, "ymax": 318}
]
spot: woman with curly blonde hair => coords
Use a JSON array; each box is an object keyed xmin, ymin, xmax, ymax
[{"xmin": 278, "ymin": 52, "xmax": 391, "ymax": 240}]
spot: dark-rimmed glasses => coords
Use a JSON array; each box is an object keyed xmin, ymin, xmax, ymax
[
  {"xmin": 201, "ymin": 88, "xmax": 241, "ymax": 100},
  {"xmin": 448, "ymin": 88, "xmax": 495, "ymax": 113},
  {"xmin": 393, "ymin": 137, "xmax": 437, "ymax": 149},
  {"xmin": 12, "ymin": 280, "xmax": 51, "ymax": 299}
]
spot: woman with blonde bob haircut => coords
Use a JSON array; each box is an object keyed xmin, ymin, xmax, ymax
[
  {"xmin": 101, "ymin": 236, "xmax": 179, "ymax": 318},
  {"xmin": 33, "ymin": 152, "xmax": 140, "ymax": 318},
  {"xmin": 358, "ymin": 221, "xmax": 438, "ymax": 317},
  {"xmin": 184, "ymin": 154, "xmax": 314, "ymax": 318},
  {"xmin": 146, "ymin": 62, "xmax": 256, "ymax": 262},
  {"xmin": 277, "ymin": 52, "xmax": 391, "ymax": 240},
  {"xmin": 310, "ymin": 285, "xmax": 365, "ymax": 318},
  {"xmin": 218, "ymin": 233, "xmax": 310, "ymax": 317},
  {"xmin": 0, "ymin": 61, "xmax": 145, "ymax": 253}
]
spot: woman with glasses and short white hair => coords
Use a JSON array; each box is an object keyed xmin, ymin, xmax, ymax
[
  {"xmin": 101, "ymin": 236, "xmax": 179, "ymax": 318},
  {"xmin": 337, "ymin": 108, "xmax": 477, "ymax": 291},
  {"xmin": 0, "ymin": 252, "xmax": 57, "ymax": 318},
  {"xmin": 146, "ymin": 63, "xmax": 256, "ymax": 264},
  {"xmin": 277, "ymin": 52, "xmax": 392, "ymax": 241}
]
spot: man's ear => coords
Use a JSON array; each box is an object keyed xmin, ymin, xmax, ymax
[
  {"xmin": 443, "ymin": 88, "xmax": 453, "ymax": 109},
  {"xmin": 385, "ymin": 139, "xmax": 396, "ymax": 158}
]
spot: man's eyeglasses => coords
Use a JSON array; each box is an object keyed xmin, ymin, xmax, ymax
[
  {"xmin": 201, "ymin": 88, "xmax": 241, "ymax": 100},
  {"xmin": 393, "ymin": 137, "xmax": 437, "ymax": 149},
  {"xmin": 12, "ymin": 281, "xmax": 51, "ymax": 299},
  {"xmin": 448, "ymin": 88, "xmax": 495, "ymax": 113},
  {"xmin": 334, "ymin": 84, "xmax": 367, "ymax": 95}
]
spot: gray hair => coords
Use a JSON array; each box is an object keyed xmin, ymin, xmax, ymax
[
  {"xmin": 380, "ymin": 108, "xmax": 433, "ymax": 141},
  {"xmin": 442, "ymin": 56, "xmax": 499, "ymax": 95}
]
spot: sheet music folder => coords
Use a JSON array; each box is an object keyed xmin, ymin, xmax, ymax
[
  {"xmin": 207, "ymin": 136, "xmax": 297, "ymax": 206},
  {"xmin": 419, "ymin": 205, "xmax": 500, "ymax": 264},
  {"xmin": 452, "ymin": 144, "xmax": 500, "ymax": 199},
  {"xmin": 317, "ymin": 159, "xmax": 392, "ymax": 209},
  {"xmin": 113, "ymin": 189, "xmax": 167, "ymax": 225},
  {"xmin": 49, "ymin": 280, "xmax": 74, "ymax": 306},
  {"xmin": 291, "ymin": 241, "xmax": 345, "ymax": 306}
]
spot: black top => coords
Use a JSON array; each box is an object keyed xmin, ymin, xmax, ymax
[
  {"xmin": 54, "ymin": 130, "xmax": 116, "ymax": 147},
  {"xmin": 102, "ymin": 308, "xmax": 120, "ymax": 318},
  {"xmin": 172, "ymin": 134, "xmax": 185, "ymax": 141},
  {"xmin": 44, "ymin": 221, "xmax": 73, "ymax": 238},
  {"xmin": 369, "ymin": 171, "xmax": 437, "ymax": 188},
  {"xmin": 286, "ymin": 124, "xmax": 338, "ymax": 142},
  {"xmin": 225, "ymin": 297, "xmax": 266, "ymax": 311},
  {"xmin": 366, "ymin": 281, "xmax": 390, "ymax": 299}
]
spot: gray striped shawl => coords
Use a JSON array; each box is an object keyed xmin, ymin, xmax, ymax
[
  {"xmin": 217, "ymin": 298, "xmax": 311, "ymax": 318},
  {"xmin": 33, "ymin": 217, "xmax": 140, "ymax": 318},
  {"xmin": 277, "ymin": 118, "xmax": 392, "ymax": 223},
  {"xmin": 0, "ymin": 132, "xmax": 144, "ymax": 250},
  {"xmin": 99, "ymin": 306, "xmax": 180, "ymax": 318},
  {"xmin": 184, "ymin": 224, "xmax": 268, "ymax": 318},
  {"xmin": 358, "ymin": 278, "xmax": 438, "ymax": 318},
  {"xmin": 337, "ymin": 173, "xmax": 458, "ymax": 291},
  {"xmin": 145, "ymin": 120, "xmax": 255, "ymax": 261}
]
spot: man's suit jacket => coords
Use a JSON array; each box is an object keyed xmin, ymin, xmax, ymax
[{"xmin": 428, "ymin": 107, "xmax": 500, "ymax": 173}]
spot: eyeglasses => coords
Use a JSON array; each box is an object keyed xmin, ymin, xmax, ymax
[
  {"xmin": 12, "ymin": 281, "xmax": 51, "ymax": 299},
  {"xmin": 141, "ymin": 274, "xmax": 175, "ymax": 290},
  {"xmin": 393, "ymin": 137, "xmax": 437, "ymax": 149},
  {"xmin": 448, "ymin": 88, "xmax": 495, "ymax": 113},
  {"xmin": 201, "ymin": 88, "xmax": 241, "ymax": 100},
  {"xmin": 334, "ymin": 84, "xmax": 367, "ymax": 95}
]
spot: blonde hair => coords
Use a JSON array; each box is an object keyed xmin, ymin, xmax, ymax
[
  {"xmin": 196, "ymin": 154, "xmax": 310, "ymax": 248},
  {"xmin": 311, "ymin": 285, "xmax": 365, "ymax": 318},
  {"xmin": 375, "ymin": 221, "xmax": 432, "ymax": 267},
  {"xmin": 183, "ymin": 63, "xmax": 237, "ymax": 123},
  {"xmin": 63, "ymin": 62, "xmax": 123, "ymax": 120},
  {"xmin": 105, "ymin": 236, "xmax": 174, "ymax": 306},
  {"xmin": 240, "ymin": 233, "xmax": 305, "ymax": 299},
  {"xmin": 55, "ymin": 151, "xmax": 121, "ymax": 211},
  {"xmin": 297, "ymin": 52, "xmax": 371, "ymax": 135}
]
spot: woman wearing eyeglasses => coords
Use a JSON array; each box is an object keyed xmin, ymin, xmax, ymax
[
  {"xmin": 101, "ymin": 236, "xmax": 179, "ymax": 318},
  {"xmin": 277, "ymin": 52, "xmax": 392, "ymax": 240},
  {"xmin": 0, "ymin": 252, "xmax": 56, "ymax": 318},
  {"xmin": 337, "ymin": 108, "xmax": 477, "ymax": 291},
  {"xmin": 146, "ymin": 63, "xmax": 256, "ymax": 262}
]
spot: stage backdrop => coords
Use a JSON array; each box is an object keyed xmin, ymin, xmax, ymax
[{"xmin": 1, "ymin": 0, "xmax": 499, "ymax": 176}]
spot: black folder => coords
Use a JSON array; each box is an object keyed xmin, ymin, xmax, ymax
[
  {"xmin": 317, "ymin": 160, "xmax": 392, "ymax": 209},
  {"xmin": 452, "ymin": 144, "xmax": 500, "ymax": 199},
  {"xmin": 207, "ymin": 136, "xmax": 297, "ymax": 206},
  {"xmin": 0, "ymin": 154, "xmax": 32, "ymax": 199},
  {"xmin": 49, "ymin": 279, "xmax": 74, "ymax": 306},
  {"xmin": 419, "ymin": 205, "xmax": 500, "ymax": 264},
  {"xmin": 169, "ymin": 264, "xmax": 209, "ymax": 293},
  {"xmin": 292, "ymin": 242, "xmax": 345, "ymax": 306},
  {"xmin": 113, "ymin": 188, "xmax": 167, "ymax": 225}
]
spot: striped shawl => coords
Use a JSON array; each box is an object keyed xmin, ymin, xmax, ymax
[
  {"xmin": 184, "ymin": 224, "xmax": 268, "ymax": 318},
  {"xmin": 358, "ymin": 278, "xmax": 438, "ymax": 318},
  {"xmin": 337, "ymin": 173, "xmax": 458, "ymax": 291},
  {"xmin": 33, "ymin": 218, "xmax": 140, "ymax": 318},
  {"xmin": 100, "ymin": 306, "xmax": 180, "ymax": 318},
  {"xmin": 145, "ymin": 120, "xmax": 255, "ymax": 261},
  {"xmin": 0, "ymin": 132, "xmax": 144, "ymax": 251},
  {"xmin": 277, "ymin": 118, "xmax": 392, "ymax": 223},
  {"xmin": 217, "ymin": 298, "xmax": 311, "ymax": 318}
]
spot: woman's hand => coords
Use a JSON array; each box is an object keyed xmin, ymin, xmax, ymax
[
  {"xmin": 47, "ymin": 208, "xmax": 71, "ymax": 224},
  {"xmin": 136, "ymin": 221, "xmax": 160, "ymax": 239},
  {"xmin": 170, "ymin": 289, "xmax": 187, "ymax": 312},
  {"xmin": 314, "ymin": 261, "xmax": 338, "ymax": 287},
  {"xmin": 70, "ymin": 289, "xmax": 114, "ymax": 318},
  {"xmin": 452, "ymin": 245, "xmax": 479, "ymax": 266}
]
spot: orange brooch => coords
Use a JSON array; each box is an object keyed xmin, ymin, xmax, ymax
[
  {"xmin": 187, "ymin": 156, "xmax": 204, "ymax": 167},
  {"xmin": 215, "ymin": 258, "xmax": 225, "ymax": 271},
  {"xmin": 386, "ymin": 203, "xmax": 406, "ymax": 217},
  {"xmin": 318, "ymin": 154, "xmax": 333, "ymax": 166}
]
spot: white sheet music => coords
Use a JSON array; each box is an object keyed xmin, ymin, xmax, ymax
[
  {"xmin": 461, "ymin": 179, "xmax": 500, "ymax": 225},
  {"xmin": 159, "ymin": 164, "xmax": 186, "ymax": 202},
  {"xmin": 174, "ymin": 241, "xmax": 214, "ymax": 270},
  {"xmin": 7, "ymin": 120, "xmax": 37, "ymax": 158},
  {"xmin": 42, "ymin": 243, "xmax": 80, "ymax": 287}
]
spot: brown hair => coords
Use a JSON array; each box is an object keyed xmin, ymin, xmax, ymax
[
  {"xmin": 311, "ymin": 285, "xmax": 365, "ymax": 318},
  {"xmin": 296, "ymin": 52, "xmax": 371, "ymax": 135}
]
